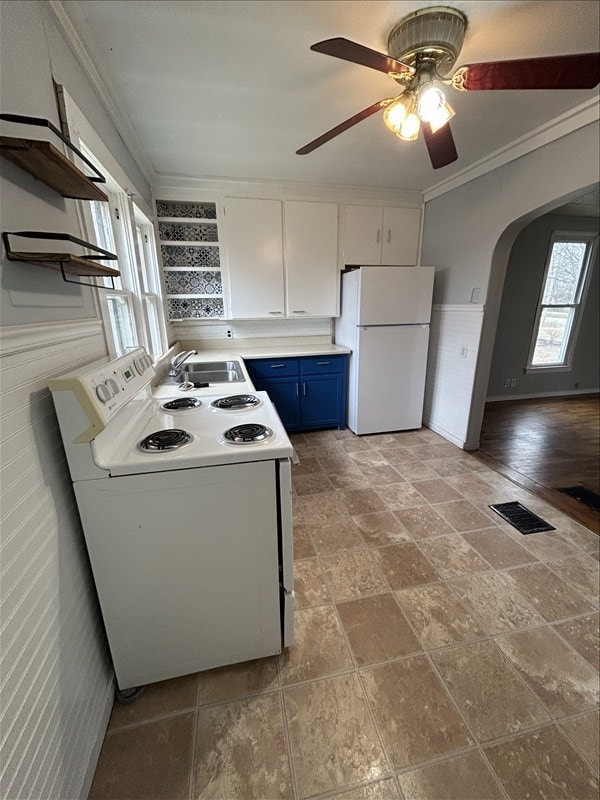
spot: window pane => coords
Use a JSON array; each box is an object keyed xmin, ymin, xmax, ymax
[
  {"xmin": 144, "ymin": 297, "xmax": 163, "ymax": 360},
  {"xmin": 541, "ymin": 241, "xmax": 587, "ymax": 304},
  {"xmin": 107, "ymin": 295, "xmax": 137, "ymax": 355},
  {"xmin": 89, "ymin": 199, "xmax": 124, "ymax": 291},
  {"xmin": 531, "ymin": 306, "xmax": 574, "ymax": 365}
]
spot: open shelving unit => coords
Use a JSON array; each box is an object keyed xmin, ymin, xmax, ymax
[
  {"xmin": 0, "ymin": 113, "xmax": 108, "ymax": 201},
  {"xmin": 1, "ymin": 114, "xmax": 119, "ymax": 286},
  {"xmin": 3, "ymin": 232, "xmax": 120, "ymax": 287},
  {"xmin": 155, "ymin": 199, "xmax": 224, "ymax": 319}
]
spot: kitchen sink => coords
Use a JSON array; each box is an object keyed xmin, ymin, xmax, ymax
[
  {"xmin": 162, "ymin": 359, "xmax": 244, "ymax": 385},
  {"xmin": 181, "ymin": 360, "xmax": 242, "ymax": 374},
  {"xmin": 182, "ymin": 369, "xmax": 243, "ymax": 383}
]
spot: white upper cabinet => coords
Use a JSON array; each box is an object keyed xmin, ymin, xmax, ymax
[
  {"xmin": 224, "ymin": 197, "xmax": 285, "ymax": 319},
  {"xmin": 224, "ymin": 197, "xmax": 339, "ymax": 319},
  {"xmin": 343, "ymin": 204, "xmax": 421, "ymax": 266},
  {"xmin": 284, "ymin": 201, "xmax": 339, "ymax": 317}
]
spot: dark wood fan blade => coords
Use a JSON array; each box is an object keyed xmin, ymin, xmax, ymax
[
  {"xmin": 452, "ymin": 52, "xmax": 599, "ymax": 91},
  {"xmin": 422, "ymin": 122, "xmax": 458, "ymax": 169},
  {"xmin": 296, "ymin": 99, "xmax": 392, "ymax": 155},
  {"xmin": 311, "ymin": 38, "xmax": 413, "ymax": 77}
]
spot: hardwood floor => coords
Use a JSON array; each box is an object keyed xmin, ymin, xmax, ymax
[{"xmin": 476, "ymin": 394, "xmax": 600, "ymax": 533}]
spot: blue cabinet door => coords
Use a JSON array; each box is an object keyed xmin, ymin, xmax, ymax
[
  {"xmin": 300, "ymin": 375, "xmax": 343, "ymax": 429},
  {"xmin": 253, "ymin": 377, "xmax": 300, "ymax": 430}
]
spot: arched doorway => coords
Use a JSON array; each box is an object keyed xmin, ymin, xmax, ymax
[{"xmin": 471, "ymin": 188, "xmax": 599, "ymax": 529}]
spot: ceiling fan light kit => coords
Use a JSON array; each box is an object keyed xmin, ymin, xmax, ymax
[{"xmin": 297, "ymin": 5, "xmax": 599, "ymax": 168}]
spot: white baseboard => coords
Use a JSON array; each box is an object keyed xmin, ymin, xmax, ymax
[
  {"xmin": 423, "ymin": 419, "xmax": 467, "ymax": 449},
  {"xmin": 487, "ymin": 388, "xmax": 599, "ymax": 402}
]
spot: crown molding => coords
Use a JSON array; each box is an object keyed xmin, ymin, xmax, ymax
[
  {"xmin": 153, "ymin": 173, "xmax": 424, "ymax": 205},
  {"xmin": 48, "ymin": 0, "xmax": 156, "ymax": 184},
  {"xmin": 424, "ymin": 96, "xmax": 600, "ymax": 203}
]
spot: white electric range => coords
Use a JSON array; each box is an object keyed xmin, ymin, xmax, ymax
[{"xmin": 50, "ymin": 347, "xmax": 294, "ymax": 691}]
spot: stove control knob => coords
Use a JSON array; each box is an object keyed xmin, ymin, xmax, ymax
[
  {"xmin": 95, "ymin": 382, "xmax": 112, "ymax": 403},
  {"xmin": 106, "ymin": 378, "xmax": 119, "ymax": 396},
  {"xmin": 134, "ymin": 357, "xmax": 145, "ymax": 375}
]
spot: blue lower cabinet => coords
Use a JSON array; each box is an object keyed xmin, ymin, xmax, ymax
[
  {"xmin": 253, "ymin": 376, "xmax": 300, "ymax": 431},
  {"xmin": 246, "ymin": 355, "xmax": 347, "ymax": 432},
  {"xmin": 300, "ymin": 375, "xmax": 343, "ymax": 428}
]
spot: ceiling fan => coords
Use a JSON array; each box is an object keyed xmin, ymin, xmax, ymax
[{"xmin": 296, "ymin": 6, "xmax": 599, "ymax": 169}]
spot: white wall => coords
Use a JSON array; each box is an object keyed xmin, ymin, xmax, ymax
[
  {"xmin": 0, "ymin": 2, "xmax": 152, "ymax": 797},
  {"xmin": 421, "ymin": 121, "xmax": 600, "ymax": 448}
]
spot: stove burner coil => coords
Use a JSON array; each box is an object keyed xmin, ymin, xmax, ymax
[
  {"xmin": 211, "ymin": 394, "xmax": 260, "ymax": 410},
  {"xmin": 222, "ymin": 424, "xmax": 272, "ymax": 444},
  {"xmin": 162, "ymin": 397, "xmax": 202, "ymax": 410},
  {"xmin": 139, "ymin": 428, "xmax": 193, "ymax": 451}
]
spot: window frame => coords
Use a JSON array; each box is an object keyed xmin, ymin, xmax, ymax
[
  {"xmin": 59, "ymin": 88, "xmax": 168, "ymax": 360},
  {"xmin": 526, "ymin": 231, "xmax": 598, "ymax": 374}
]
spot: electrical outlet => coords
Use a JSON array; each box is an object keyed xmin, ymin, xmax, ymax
[
  {"xmin": 226, "ymin": 329, "xmax": 233, "ymax": 339},
  {"xmin": 510, "ymin": 378, "xmax": 517, "ymax": 387},
  {"xmin": 504, "ymin": 378, "xmax": 511, "ymax": 388},
  {"xmin": 460, "ymin": 345, "xmax": 468, "ymax": 358}
]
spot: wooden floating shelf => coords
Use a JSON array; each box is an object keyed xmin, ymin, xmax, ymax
[
  {"xmin": 0, "ymin": 137, "xmax": 109, "ymax": 201},
  {"xmin": 6, "ymin": 251, "xmax": 120, "ymax": 277}
]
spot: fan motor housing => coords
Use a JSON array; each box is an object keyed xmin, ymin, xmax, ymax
[{"xmin": 387, "ymin": 6, "xmax": 467, "ymax": 81}]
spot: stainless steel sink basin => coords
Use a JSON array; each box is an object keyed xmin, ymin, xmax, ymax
[
  {"xmin": 183, "ymin": 369, "xmax": 243, "ymax": 383},
  {"xmin": 181, "ymin": 360, "xmax": 242, "ymax": 374},
  {"xmin": 163, "ymin": 359, "xmax": 244, "ymax": 385}
]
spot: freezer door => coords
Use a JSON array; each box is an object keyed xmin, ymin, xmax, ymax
[
  {"xmin": 350, "ymin": 325, "xmax": 430, "ymax": 434},
  {"xmin": 357, "ymin": 266, "xmax": 434, "ymax": 326}
]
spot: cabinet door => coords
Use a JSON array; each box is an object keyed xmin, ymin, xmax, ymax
[
  {"xmin": 284, "ymin": 201, "xmax": 339, "ymax": 317},
  {"xmin": 381, "ymin": 206, "xmax": 421, "ymax": 265},
  {"xmin": 343, "ymin": 205, "xmax": 382, "ymax": 265},
  {"xmin": 254, "ymin": 377, "xmax": 300, "ymax": 430},
  {"xmin": 300, "ymin": 375, "xmax": 343, "ymax": 429},
  {"xmin": 224, "ymin": 198, "xmax": 284, "ymax": 319}
]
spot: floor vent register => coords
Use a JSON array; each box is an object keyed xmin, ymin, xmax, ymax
[{"xmin": 488, "ymin": 501, "xmax": 555, "ymax": 534}]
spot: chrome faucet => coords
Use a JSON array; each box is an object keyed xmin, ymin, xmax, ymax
[{"xmin": 168, "ymin": 349, "xmax": 198, "ymax": 376}]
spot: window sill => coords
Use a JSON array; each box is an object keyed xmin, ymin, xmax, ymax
[{"xmin": 525, "ymin": 364, "xmax": 572, "ymax": 374}]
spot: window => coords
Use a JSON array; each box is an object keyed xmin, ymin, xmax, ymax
[
  {"xmin": 80, "ymin": 148, "xmax": 168, "ymax": 360},
  {"xmin": 60, "ymin": 87, "xmax": 168, "ymax": 360},
  {"xmin": 527, "ymin": 233, "xmax": 597, "ymax": 371}
]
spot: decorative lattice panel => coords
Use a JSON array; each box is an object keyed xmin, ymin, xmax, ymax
[
  {"xmin": 158, "ymin": 221, "xmax": 218, "ymax": 242},
  {"xmin": 167, "ymin": 297, "xmax": 224, "ymax": 319},
  {"xmin": 160, "ymin": 245, "xmax": 220, "ymax": 269},
  {"xmin": 155, "ymin": 200, "xmax": 217, "ymax": 219},
  {"xmin": 164, "ymin": 270, "xmax": 222, "ymax": 295}
]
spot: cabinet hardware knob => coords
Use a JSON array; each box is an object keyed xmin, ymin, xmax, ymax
[
  {"xmin": 376, "ymin": 229, "xmax": 381, "ymax": 244},
  {"xmin": 268, "ymin": 310, "xmax": 283, "ymax": 315},
  {"xmin": 387, "ymin": 229, "xmax": 391, "ymax": 243},
  {"xmin": 292, "ymin": 310, "xmax": 306, "ymax": 313},
  {"xmin": 302, "ymin": 382, "xmax": 307, "ymax": 396},
  {"xmin": 316, "ymin": 361, "xmax": 330, "ymax": 366},
  {"xmin": 271, "ymin": 364, "xmax": 285, "ymax": 368}
]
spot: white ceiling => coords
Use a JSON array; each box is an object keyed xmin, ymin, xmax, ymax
[{"xmin": 61, "ymin": 0, "xmax": 599, "ymax": 193}]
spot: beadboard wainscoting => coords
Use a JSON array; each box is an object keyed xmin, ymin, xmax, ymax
[
  {"xmin": 423, "ymin": 305, "xmax": 485, "ymax": 449},
  {"xmin": 0, "ymin": 320, "xmax": 113, "ymax": 800}
]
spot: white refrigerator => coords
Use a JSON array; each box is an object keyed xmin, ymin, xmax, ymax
[{"xmin": 334, "ymin": 266, "xmax": 435, "ymax": 435}]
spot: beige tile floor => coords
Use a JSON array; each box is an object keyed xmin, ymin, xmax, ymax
[{"xmin": 89, "ymin": 427, "xmax": 599, "ymax": 800}]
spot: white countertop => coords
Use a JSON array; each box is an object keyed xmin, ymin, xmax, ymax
[
  {"xmin": 232, "ymin": 343, "xmax": 351, "ymax": 359},
  {"xmin": 152, "ymin": 344, "xmax": 351, "ymax": 399}
]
